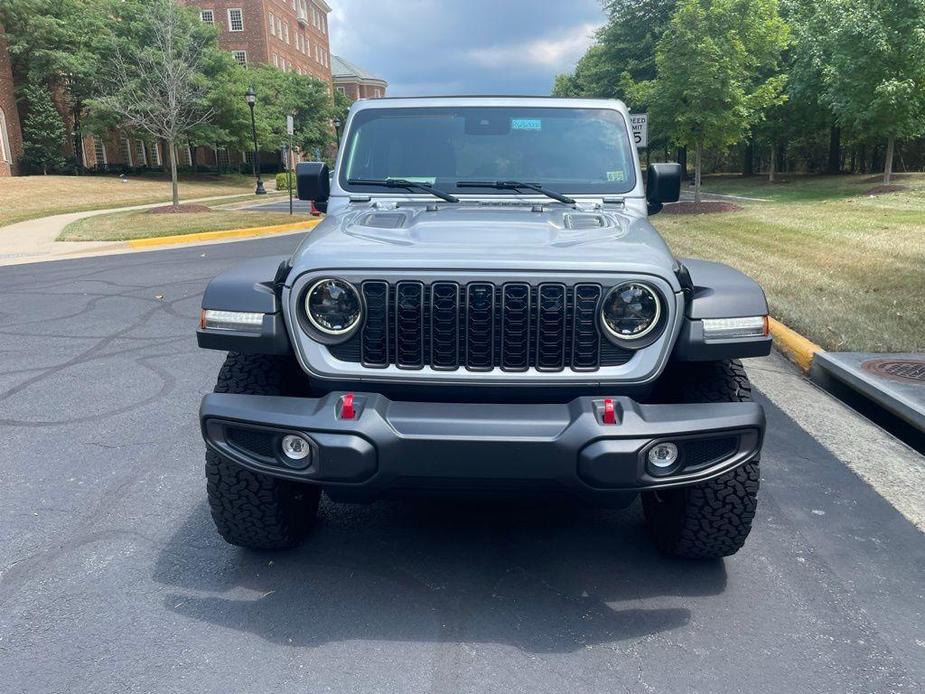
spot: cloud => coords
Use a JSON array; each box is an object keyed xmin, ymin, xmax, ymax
[
  {"xmin": 467, "ymin": 23, "xmax": 600, "ymax": 70},
  {"xmin": 328, "ymin": 0, "xmax": 604, "ymax": 96}
]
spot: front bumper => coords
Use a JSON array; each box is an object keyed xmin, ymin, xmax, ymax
[{"xmin": 200, "ymin": 392, "xmax": 764, "ymax": 504}]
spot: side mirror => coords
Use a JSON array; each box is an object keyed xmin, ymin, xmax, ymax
[
  {"xmin": 296, "ymin": 162, "xmax": 331, "ymax": 202},
  {"xmin": 646, "ymin": 162, "xmax": 682, "ymax": 215}
]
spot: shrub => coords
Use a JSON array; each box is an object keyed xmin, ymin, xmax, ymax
[{"xmin": 275, "ymin": 171, "xmax": 295, "ymax": 191}]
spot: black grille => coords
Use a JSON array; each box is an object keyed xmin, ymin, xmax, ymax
[
  {"xmin": 227, "ymin": 428, "xmax": 276, "ymax": 458},
  {"xmin": 681, "ymin": 437, "xmax": 738, "ymax": 470},
  {"xmin": 345, "ymin": 280, "xmax": 634, "ymax": 372}
]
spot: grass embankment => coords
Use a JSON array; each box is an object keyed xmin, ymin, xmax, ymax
[
  {"xmin": 654, "ymin": 173, "xmax": 925, "ymax": 353},
  {"xmin": 59, "ymin": 209, "xmax": 301, "ymax": 242},
  {"xmin": 0, "ymin": 174, "xmax": 258, "ymax": 227}
]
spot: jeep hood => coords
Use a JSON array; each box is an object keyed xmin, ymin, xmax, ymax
[{"xmin": 289, "ymin": 204, "xmax": 679, "ymax": 283}]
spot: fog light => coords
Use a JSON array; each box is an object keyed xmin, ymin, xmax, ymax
[
  {"xmin": 281, "ymin": 435, "xmax": 312, "ymax": 466},
  {"xmin": 647, "ymin": 442, "xmax": 680, "ymax": 476}
]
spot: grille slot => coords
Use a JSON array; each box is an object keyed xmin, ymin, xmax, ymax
[
  {"xmin": 361, "ymin": 281, "xmax": 389, "ymax": 367},
  {"xmin": 395, "ymin": 282, "xmax": 425, "ymax": 368},
  {"xmin": 681, "ymin": 437, "xmax": 738, "ymax": 470},
  {"xmin": 466, "ymin": 283, "xmax": 495, "ymax": 370},
  {"xmin": 572, "ymin": 284, "xmax": 602, "ymax": 370},
  {"xmin": 330, "ymin": 280, "xmax": 636, "ymax": 372},
  {"xmin": 501, "ymin": 283, "xmax": 531, "ymax": 370},
  {"xmin": 431, "ymin": 282, "xmax": 460, "ymax": 369}
]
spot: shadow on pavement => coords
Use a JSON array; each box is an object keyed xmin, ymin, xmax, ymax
[{"xmin": 153, "ymin": 497, "xmax": 727, "ymax": 653}]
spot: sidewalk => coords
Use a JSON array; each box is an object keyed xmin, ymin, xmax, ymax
[{"xmin": 0, "ymin": 193, "xmax": 290, "ymax": 267}]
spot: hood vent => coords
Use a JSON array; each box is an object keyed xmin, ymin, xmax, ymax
[
  {"xmin": 358, "ymin": 212, "xmax": 407, "ymax": 229},
  {"xmin": 564, "ymin": 213, "xmax": 607, "ymax": 230}
]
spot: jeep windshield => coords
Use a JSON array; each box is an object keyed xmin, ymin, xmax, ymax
[{"xmin": 339, "ymin": 106, "xmax": 637, "ymax": 198}]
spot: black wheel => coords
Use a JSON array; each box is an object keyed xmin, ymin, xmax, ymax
[
  {"xmin": 205, "ymin": 353, "xmax": 320, "ymax": 549},
  {"xmin": 642, "ymin": 360, "xmax": 760, "ymax": 559}
]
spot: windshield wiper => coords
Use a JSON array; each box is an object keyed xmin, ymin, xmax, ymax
[
  {"xmin": 456, "ymin": 180, "xmax": 576, "ymax": 205},
  {"xmin": 348, "ymin": 178, "xmax": 459, "ymax": 203}
]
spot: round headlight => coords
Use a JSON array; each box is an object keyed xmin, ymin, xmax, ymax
[
  {"xmin": 601, "ymin": 282, "xmax": 662, "ymax": 341},
  {"xmin": 305, "ymin": 278, "xmax": 361, "ymax": 335}
]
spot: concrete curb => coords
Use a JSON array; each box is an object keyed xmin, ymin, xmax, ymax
[
  {"xmin": 767, "ymin": 317, "xmax": 823, "ymax": 373},
  {"xmin": 125, "ymin": 220, "xmax": 320, "ymax": 249}
]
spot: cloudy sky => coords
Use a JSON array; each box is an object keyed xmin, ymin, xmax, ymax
[{"xmin": 328, "ymin": 0, "xmax": 605, "ymax": 96}]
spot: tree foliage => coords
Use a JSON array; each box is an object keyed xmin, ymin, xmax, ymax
[
  {"xmin": 18, "ymin": 81, "xmax": 66, "ymax": 174},
  {"xmin": 810, "ymin": 0, "xmax": 925, "ymax": 182},
  {"xmin": 631, "ymin": 0, "xmax": 789, "ymax": 199}
]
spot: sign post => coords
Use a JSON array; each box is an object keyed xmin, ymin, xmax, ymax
[{"xmin": 286, "ymin": 115, "xmax": 295, "ymax": 215}]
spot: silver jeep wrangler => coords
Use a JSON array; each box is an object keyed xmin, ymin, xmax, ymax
[{"xmin": 197, "ymin": 97, "xmax": 771, "ymax": 558}]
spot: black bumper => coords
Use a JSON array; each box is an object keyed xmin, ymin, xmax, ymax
[{"xmin": 200, "ymin": 392, "xmax": 764, "ymax": 504}]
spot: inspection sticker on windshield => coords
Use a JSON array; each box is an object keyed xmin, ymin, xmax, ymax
[
  {"xmin": 607, "ymin": 170, "xmax": 627, "ymax": 182},
  {"xmin": 512, "ymin": 118, "xmax": 542, "ymax": 131}
]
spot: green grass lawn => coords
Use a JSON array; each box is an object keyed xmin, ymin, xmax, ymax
[
  {"xmin": 59, "ymin": 208, "xmax": 304, "ymax": 242},
  {"xmin": 0, "ymin": 174, "xmax": 259, "ymax": 228},
  {"xmin": 655, "ymin": 173, "xmax": 925, "ymax": 353}
]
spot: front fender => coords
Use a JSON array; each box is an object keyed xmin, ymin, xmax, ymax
[
  {"xmin": 197, "ymin": 256, "xmax": 293, "ymax": 355},
  {"xmin": 673, "ymin": 259, "xmax": 772, "ymax": 361}
]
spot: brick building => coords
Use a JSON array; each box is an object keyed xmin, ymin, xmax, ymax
[
  {"xmin": 181, "ymin": 0, "xmax": 332, "ymax": 81},
  {"xmin": 332, "ymin": 55, "xmax": 387, "ymax": 101},
  {"xmin": 0, "ymin": 30, "xmax": 23, "ymax": 176}
]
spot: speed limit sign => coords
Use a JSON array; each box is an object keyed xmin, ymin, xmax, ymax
[{"xmin": 630, "ymin": 113, "xmax": 648, "ymax": 148}]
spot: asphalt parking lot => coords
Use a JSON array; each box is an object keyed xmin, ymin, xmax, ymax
[{"xmin": 1, "ymin": 236, "xmax": 923, "ymax": 693}]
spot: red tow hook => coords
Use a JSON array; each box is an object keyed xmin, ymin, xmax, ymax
[
  {"xmin": 602, "ymin": 398, "xmax": 617, "ymax": 425},
  {"xmin": 339, "ymin": 393, "xmax": 356, "ymax": 420}
]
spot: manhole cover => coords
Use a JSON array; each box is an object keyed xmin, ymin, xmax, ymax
[{"xmin": 863, "ymin": 358, "xmax": 925, "ymax": 384}]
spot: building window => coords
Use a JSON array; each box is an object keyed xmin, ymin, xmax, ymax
[
  {"xmin": 181, "ymin": 145, "xmax": 193, "ymax": 167},
  {"xmin": 152, "ymin": 141, "xmax": 162, "ymax": 167},
  {"xmin": 336, "ymin": 86, "xmax": 345, "ymax": 95},
  {"xmin": 200, "ymin": 10, "xmax": 214, "ymax": 24},
  {"xmin": 93, "ymin": 136, "xmax": 107, "ymax": 165},
  {"xmin": 283, "ymin": 22, "xmax": 289, "ymax": 44},
  {"xmin": 272, "ymin": 53, "xmax": 279, "ymax": 68},
  {"xmin": 232, "ymin": 50, "xmax": 247, "ymax": 65},
  {"xmin": 268, "ymin": 11, "xmax": 275, "ymax": 35},
  {"xmin": 135, "ymin": 140, "xmax": 148, "ymax": 166},
  {"xmin": 120, "ymin": 137, "xmax": 133, "ymax": 166},
  {"xmin": 227, "ymin": 8, "xmax": 244, "ymax": 32},
  {"xmin": 0, "ymin": 108, "xmax": 9, "ymax": 163},
  {"xmin": 216, "ymin": 148, "xmax": 230, "ymax": 168}
]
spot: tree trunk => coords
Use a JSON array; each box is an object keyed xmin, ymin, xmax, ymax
[
  {"xmin": 743, "ymin": 139, "xmax": 754, "ymax": 177},
  {"xmin": 694, "ymin": 140, "xmax": 703, "ymax": 203},
  {"xmin": 72, "ymin": 105, "xmax": 84, "ymax": 175},
  {"xmin": 169, "ymin": 138, "xmax": 179, "ymax": 207},
  {"xmin": 883, "ymin": 136, "xmax": 895, "ymax": 186},
  {"xmin": 769, "ymin": 143, "xmax": 777, "ymax": 183},
  {"xmin": 827, "ymin": 126, "xmax": 841, "ymax": 175}
]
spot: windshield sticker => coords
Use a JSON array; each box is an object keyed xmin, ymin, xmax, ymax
[
  {"xmin": 606, "ymin": 170, "xmax": 627, "ymax": 182},
  {"xmin": 512, "ymin": 118, "xmax": 542, "ymax": 131}
]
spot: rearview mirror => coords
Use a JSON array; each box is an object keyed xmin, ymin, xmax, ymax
[
  {"xmin": 646, "ymin": 163, "xmax": 682, "ymax": 215},
  {"xmin": 296, "ymin": 162, "xmax": 330, "ymax": 203}
]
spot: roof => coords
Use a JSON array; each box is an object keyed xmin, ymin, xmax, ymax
[
  {"xmin": 348, "ymin": 96, "xmax": 629, "ymax": 113},
  {"xmin": 331, "ymin": 55, "xmax": 387, "ymax": 86}
]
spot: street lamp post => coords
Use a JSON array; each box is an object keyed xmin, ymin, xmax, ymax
[
  {"xmin": 333, "ymin": 117, "xmax": 343, "ymax": 148},
  {"xmin": 245, "ymin": 87, "xmax": 267, "ymax": 195}
]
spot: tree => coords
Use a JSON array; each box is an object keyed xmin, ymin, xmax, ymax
[
  {"xmin": 811, "ymin": 0, "xmax": 925, "ymax": 184},
  {"xmin": 93, "ymin": 0, "xmax": 217, "ymax": 206},
  {"xmin": 630, "ymin": 0, "xmax": 789, "ymax": 201},
  {"xmin": 0, "ymin": 0, "xmax": 112, "ymax": 171},
  {"xmin": 18, "ymin": 81, "xmax": 66, "ymax": 174}
]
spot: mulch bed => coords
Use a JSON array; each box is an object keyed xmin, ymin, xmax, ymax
[
  {"xmin": 148, "ymin": 204, "xmax": 212, "ymax": 215},
  {"xmin": 864, "ymin": 184, "xmax": 908, "ymax": 196},
  {"xmin": 857, "ymin": 173, "xmax": 910, "ymax": 185},
  {"xmin": 662, "ymin": 201, "xmax": 743, "ymax": 215}
]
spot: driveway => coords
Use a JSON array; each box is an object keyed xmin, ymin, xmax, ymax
[{"xmin": 0, "ymin": 237, "xmax": 923, "ymax": 693}]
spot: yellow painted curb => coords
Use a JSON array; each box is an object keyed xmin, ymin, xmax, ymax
[
  {"xmin": 767, "ymin": 317, "xmax": 823, "ymax": 373},
  {"xmin": 126, "ymin": 219, "xmax": 320, "ymax": 249}
]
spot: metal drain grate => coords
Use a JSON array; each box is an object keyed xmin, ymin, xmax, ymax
[{"xmin": 863, "ymin": 358, "xmax": 925, "ymax": 384}]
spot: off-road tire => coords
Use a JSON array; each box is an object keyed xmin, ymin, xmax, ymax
[
  {"xmin": 642, "ymin": 359, "xmax": 760, "ymax": 559},
  {"xmin": 205, "ymin": 353, "xmax": 320, "ymax": 549}
]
